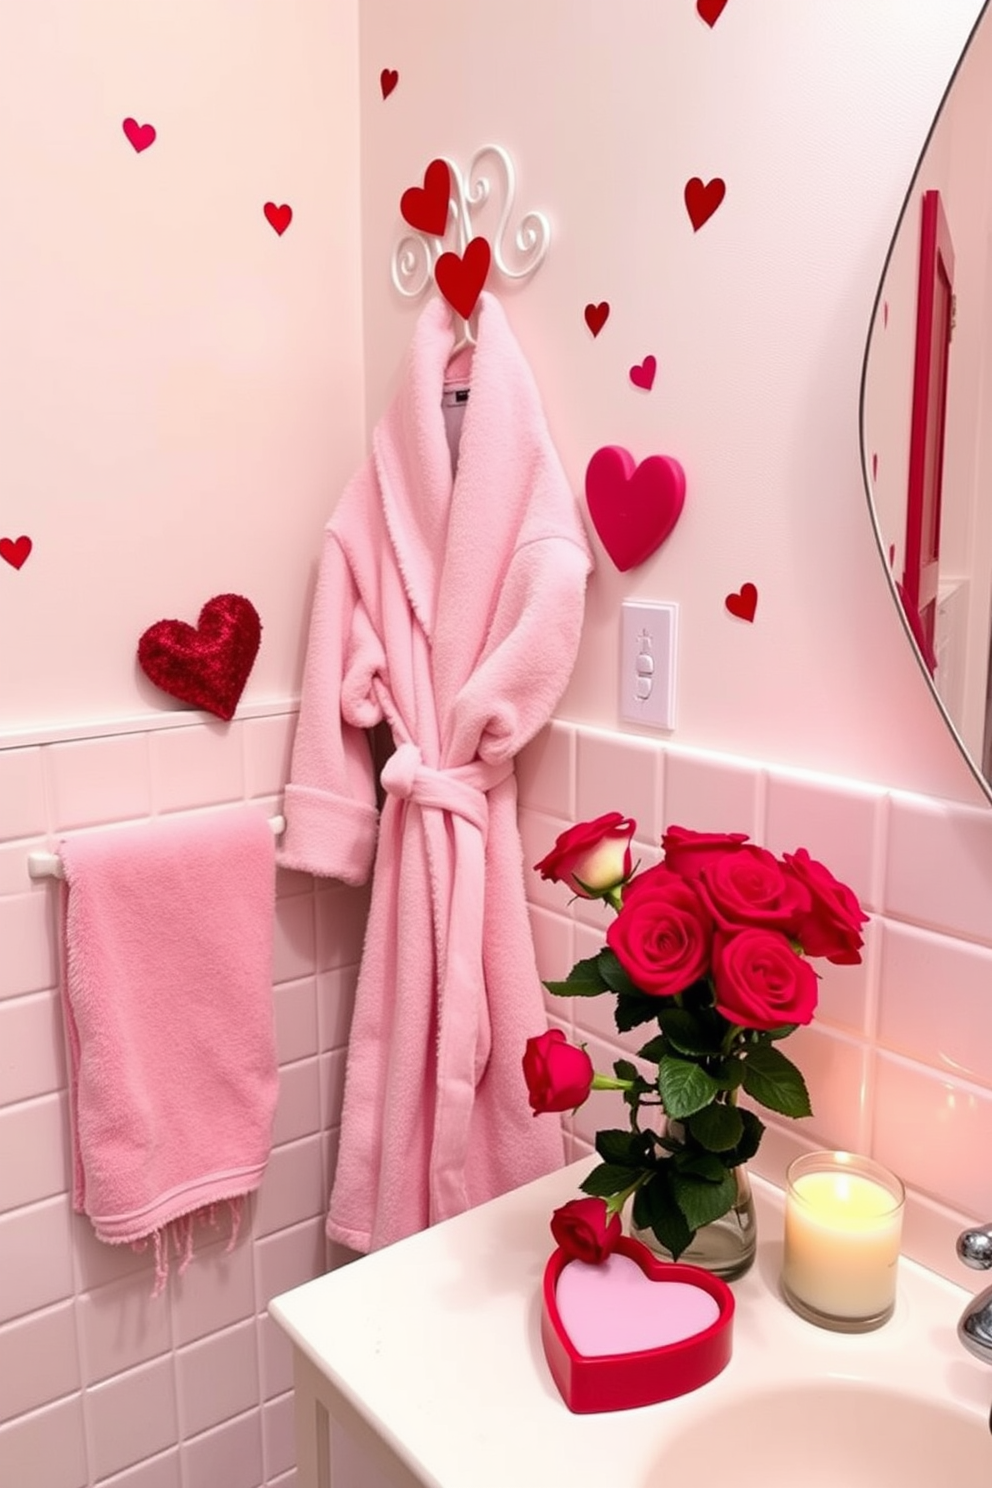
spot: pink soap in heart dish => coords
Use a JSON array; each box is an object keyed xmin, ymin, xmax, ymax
[{"xmin": 541, "ymin": 1236, "xmax": 735, "ymax": 1414}]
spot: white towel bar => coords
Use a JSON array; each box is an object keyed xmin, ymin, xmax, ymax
[{"xmin": 27, "ymin": 815, "xmax": 286, "ymax": 881}]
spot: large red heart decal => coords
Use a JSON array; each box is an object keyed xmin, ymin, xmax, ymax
[
  {"xmin": 435, "ymin": 236, "xmax": 490, "ymax": 320},
  {"xmin": 0, "ymin": 535, "xmax": 32, "ymax": 570},
  {"xmin": 541, "ymin": 1237, "xmax": 734, "ymax": 1414},
  {"xmin": 684, "ymin": 176, "xmax": 726, "ymax": 231},
  {"xmin": 138, "ymin": 594, "xmax": 262, "ymax": 722},
  {"xmin": 585, "ymin": 445, "xmax": 686, "ymax": 572},
  {"xmin": 400, "ymin": 159, "xmax": 451, "ymax": 237}
]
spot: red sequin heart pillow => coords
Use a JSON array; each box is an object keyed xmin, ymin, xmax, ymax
[{"xmin": 138, "ymin": 594, "xmax": 261, "ymax": 721}]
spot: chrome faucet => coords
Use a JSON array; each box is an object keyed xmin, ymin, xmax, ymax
[{"xmin": 957, "ymin": 1224, "xmax": 992, "ymax": 1366}]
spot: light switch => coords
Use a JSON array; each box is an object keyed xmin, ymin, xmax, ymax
[{"xmin": 620, "ymin": 601, "xmax": 677, "ymax": 729}]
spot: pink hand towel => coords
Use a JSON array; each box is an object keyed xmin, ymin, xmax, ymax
[{"xmin": 59, "ymin": 809, "xmax": 278, "ymax": 1290}]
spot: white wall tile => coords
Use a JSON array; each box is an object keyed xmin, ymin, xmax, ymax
[
  {"xmin": 885, "ymin": 792, "xmax": 992, "ymax": 944},
  {"xmin": 874, "ymin": 1053, "xmax": 992, "ymax": 1216},
  {"xmin": 254, "ymin": 1136, "xmax": 324, "ymax": 1236},
  {"xmin": 515, "ymin": 721, "xmax": 574, "ymax": 820},
  {"xmin": 576, "ymin": 728, "xmax": 662, "ymax": 832},
  {"xmin": 0, "ymin": 990, "xmax": 67, "ymax": 1105},
  {"xmin": 272, "ymin": 893, "xmax": 316, "ymax": 984},
  {"xmin": 149, "ymin": 722, "xmax": 244, "ymax": 812},
  {"xmin": 0, "ymin": 1197, "xmax": 74, "ymax": 1324},
  {"xmin": 662, "ymin": 747, "xmax": 762, "ymax": 839},
  {"xmin": 879, "ymin": 920, "xmax": 992, "ymax": 1086},
  {"xmin": 97, "ymin": 1451, "xmax": 182, "ymax": 1488},
  {"xmin": 262, "ymin": 1391, "xmax": 296, "ymax": 1482},
  {"xmin": 0, "ymin": 891, "xmax": 57, "ymax": 1000},
  {"xmin": 0, "ymin": 748, "xmax": 47, "ymax": 842},
  {"xmin": 0, "ymin": 1094, "xmax": 70, "ymax": 1213},
  {"xmin": 244, "ymin": 712, "xmax": 297, "ymax": 800},
  {"xmin": 0, "ymin": 1301, "xmax": 80, "ymax": 1423},
  {"xmin": 176, "ymin": 1319, "xmax": 259, "ymax": 1440},
  {"xmin": 273, "ymin": 976, "xmax": 319, "ymax": 1065},
  {"xmin": 0, "ymin": 1393, "xmax": 87, "ymax": 1488},
  {"xmin": 77, "ymin": 1271, "xmax": 173, "ymax": 1386},
  {"xmin": 271, "ymin": 1058, "xmax": 321, "ymax": 1148},
  {"xmin": 315, "ymin": 885, "xmax": 369, "ymax": 971},
  {"xmin": 169, "ymin": 1229, "xmax": 256, "ymax": 1350},
  {"xmin": 316, "ymin": 967, "xmax": 357, "ymax": 1053},
  {"xmin": 181, "ymin": 1410, "xmax": 262, "ymax": 1488},
  {"xmin": 764, "ymin": 767, "xmax": 882, "ymax": 911},
  {"xmin": 85, "ymin": 1355, "xmax": 178, "ymax": 1483},
  {"xmin": 46, "ymin": 735, "xmax": 152, "ymax": 830}
]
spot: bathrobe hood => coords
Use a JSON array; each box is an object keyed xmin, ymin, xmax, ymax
[{"xmin": 280, "ymin": 292, "xmax": 592, "ymax": 1251}]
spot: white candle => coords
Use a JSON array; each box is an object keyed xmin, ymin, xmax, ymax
[{"xmin": 782, "ymin": 1154, "xmax": 904, "ymax": 1327}]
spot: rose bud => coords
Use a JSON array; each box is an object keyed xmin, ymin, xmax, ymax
[
  {"xmin": 522, "ymin": 1029, "xmax": 595, "ymax": 1114},
  {"xmin": 534, "ymin": 812, "xmax": 636, "ymax": 901},
  {"xmin": 550, "ymin": 1196, "xmax": 623, "ymax": 1264}
]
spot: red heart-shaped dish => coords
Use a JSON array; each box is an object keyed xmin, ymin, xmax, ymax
[
  {"xmin": 138, "ymin": 594, "xmax": 262, "ymax": 722},
  {"xmin": 541, "ymin": 1237, "xmax": 734, "ymax": 1413}
]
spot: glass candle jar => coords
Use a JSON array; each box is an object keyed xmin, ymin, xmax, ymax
[{"xmin": 782, "ymin": 1151, "xmax": 905, "ymax": 1332}]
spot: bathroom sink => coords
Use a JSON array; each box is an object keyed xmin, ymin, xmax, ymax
[{"xmin": 648, "ymin": 1381, "xmax": 990, "ymax": 1487}]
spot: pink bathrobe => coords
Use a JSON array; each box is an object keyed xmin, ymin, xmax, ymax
[{"xmin": 278, "ymin": 293, "xmax": 592, "ymax": 1253}]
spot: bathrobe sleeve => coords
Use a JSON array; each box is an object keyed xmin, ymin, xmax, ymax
[{"xmin": 277, "ymin": 522, "xmax": 383, "ymax": 886}]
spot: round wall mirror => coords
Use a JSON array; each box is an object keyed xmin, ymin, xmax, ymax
[{"xmin": 863, "ymin": 1, "xmax": 992, "ymax": 798}]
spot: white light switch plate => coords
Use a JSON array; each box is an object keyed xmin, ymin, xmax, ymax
[{"xmin": 620, "ymin": 601, "xmax": 677, "ymax": 729}]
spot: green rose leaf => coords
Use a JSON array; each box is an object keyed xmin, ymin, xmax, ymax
[
  {"xmin": 671, "ymin": 1169, "xmax": 738, "ymax": 1232},
  {"xmin": 637, "ymin": 1033, "xmax": 668, "ymax": 1064},
  {"xmin": 632, "ymin": 1171, "xmax": 693, "ymax": 1261},
  {"xmin": 656, "ymin": 1006, "xmax": 724, "ymax": 1057},
  {"xmin": 597, "ymin": 948, "xmax": 640, "ymax": 996},
  {"xmin": 712, "ymin": 1057, "xmax": 745, "ymax": 1091},
  {"xmin": 764, "ymin": 1022, "xmax": 800, "ymax": 1042},
  {"xmin": 685, "ymin": 1100, "xmax": 744, "ymax": 1152},
  {"xmin": 543, "ymin": 955, "xmax": 608, "ymax": 998},
  {"xmin": 741, "ymin": 1044, "xmax": 812, "ymax": 1119},
  {"xmin": 724, "ymin": 1107, "xmax": 765, "ymax": 1167},
  {"xmin": 676, "ymin": 1152, "xmax": 729, "ymax": 1182},
  {"xmin": 613, "ymin": 1058, "xmax": 639, "ymax": 1084},
  {"xmin": 657, "ymin": 1055, "xmax": 722, "ymax": 1119},
  {"xmin": 614, "ymin": 991, "xmax": 662, "ymax": 1032},
  {"xmin": 595, "ymin": 1128, "xmax": 651, "ymax": 1167},
  {"xmin": 579, "ymin": 1162, "xmax": 639, "ymax": 1199}
]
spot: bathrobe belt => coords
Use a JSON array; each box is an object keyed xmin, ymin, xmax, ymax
[{"xmin": 381, "ymin": 742, "xmax": 514, "ymax": 1223}]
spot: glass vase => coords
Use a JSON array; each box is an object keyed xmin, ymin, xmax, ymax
[{"xmin": 632, "ymin": 1159, "xmax": 757, "ymax": 1282}]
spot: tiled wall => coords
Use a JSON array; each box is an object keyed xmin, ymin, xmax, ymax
[
  {"xmin": 0, "ymin": 711, "xmax": 367, "ymax": 1488},
  {"xmin": 517, "ymin": 720, "xmax": 992, "ymax": 1288}
]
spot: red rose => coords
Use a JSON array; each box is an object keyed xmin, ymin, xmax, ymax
[
  {"xmin": 661, "ymin": 824, "xmax": 750, "ymax": 878},
  {"xmin": 782, "ymin": 848, "xmax": 868, "ymax": 965},
  {"xmin": 550, "ymin": 1196, "xmax": 622, "ymax": 1264},
  {"xmin": 606, "ymin": 865, "xmax": 713, "ymax": 996},
  {"xmin": 697, "ymin": 845, "xmax": 811, "ymax": 932},
  {"xmin": 522, "ymin": 1029, "xmax": 594, "ymax": 1114},
  {"xmin": 711, "ymin": 928, "xmax": 819, "ymax": 1030},
  {"xmin": 534, "ymin": 812, "xmax": 636, "ymax": 899}
]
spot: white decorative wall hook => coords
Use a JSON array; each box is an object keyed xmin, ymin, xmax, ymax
[{"xmin": 392, "ymin": 143, "xmax": 551, "ymax": 347}]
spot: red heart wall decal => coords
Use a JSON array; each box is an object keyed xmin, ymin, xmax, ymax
[
  {"xmin": 585, "ymin": 446, "xmax": 686, "ymax": 572},
  {"xmin": 725, "ymin": 582, "xmax": 758, "ymax": 622},
  {"xmin": 629, "ymin": 355, "xmax": 657, "ymax": 391},
  {"xmin": 138, "ymin": 594, "xmax": 262, "ymax": 721},
  {"xmin": 584, "ymin": 302, "xmax": 610, "ymax": 337},
  {"xmin": 380, "ymin": 68, "xmax": 399, "ymax": 99},
  {"xmin": 0, "ymin": 535, "xmax": 32, "ymax": 570},
  {"xmin": 684, "ymin": 176, "xmax": 726, "ymax": 231},
  {"xmin": 122, "ymin": 118, "xmax": 156, "ymax": 152},
  {"xmin": 264, "ymin": 202, "xmax": 293, "ymax": 235},
  {"xmin": 435, "ymin": 236, "xmax": 490, "ymax": 320},
  {"xmin": 697, "ymin": 0, "xmax": 729, "ymax": 25},
  {"xmin": 400, "ymin": 159, "xmax": 451, "ymax": 237}
]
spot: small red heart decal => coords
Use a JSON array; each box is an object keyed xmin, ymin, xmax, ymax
[
  {"xmin": 585, "ymin": 445, "xmax": 686, "ymax": 573},
  {"xmin": 122, "ymin": 118, "xmax": 156, "ymax": 153},
  {"xmin": 400, "ymin": 159, "xmax": 451, "ymax": 237},
  {"xmin": 0, "ymin": 535, "xmax": 32, "ymax": 570},
  {"xmin": 684, "ymin": 176, "xmax": 726, "ymax": 231},
  {"xmin": 380, "ymin": 68, "xmax": 399, "ymax": 99},
  {"xmin": 138, "ymin": 594, "xmax": 262, "ymax": 721},
  {"xmin": 435, "ymin": 236, "xmax": 490, "ymax": 320},
  {"xmin": 629, "ymin": 355, "xmax": 657, "ymax": 392},
  {"xmin": 725, "ymin": 583, "xmax": 758, "ymax": 622},
  {"xmin": 584, "ymin": 302, "xmax": 610, "ymax": 337},
  {"xmin": 696, "ymin": 0, "xmax": 729, "ymax": 25},
  {"xmin": 264, "ymin": 203, "xmax": 293, "ymax": 235}
]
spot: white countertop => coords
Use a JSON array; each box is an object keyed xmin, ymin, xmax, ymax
[{"xmin": 270, "ymin": 1158, "xmax": 991, "ymax": 1488}]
